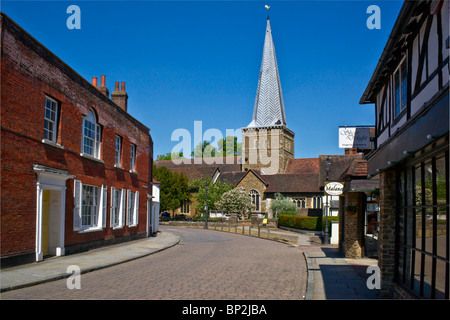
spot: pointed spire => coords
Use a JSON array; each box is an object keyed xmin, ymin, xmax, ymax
[{"xmin": 248, "ymin": 15, "xmax": 287, "ymax": 128}]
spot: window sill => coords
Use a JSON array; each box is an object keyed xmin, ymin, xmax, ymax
[
  {"xmin": 42, "ymin": 139, "xmax": 64, "ymax": 150},
  {"xmin": 129, "ymin": 170, "xmax": 138, "ymax": 175},
  {"xmin": 114, "ymin": 165, "xmax": 125, "ymax": 170},
  {"xmin": 80, "ymin": 153, "xmax": 104, "ymax": 164},
  {"xmin": 112, "ymin": 226, "xmax": 124, "ymax": 230},
  {"xmin": 78, "ymin": 226, "xmax": 103, "ymax": 233}
]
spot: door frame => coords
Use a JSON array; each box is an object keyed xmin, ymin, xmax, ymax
[{"xmin": 34, "ymin": 165, "xmax": 73, "ymax": 262}]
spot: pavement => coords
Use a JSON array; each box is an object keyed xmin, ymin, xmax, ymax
[
  {"xmin": 0, "ymin": 226, "xmax": 381, "ymax": 300},
  {"xmin": 0, "ymin": 231, "xmax": 180, "ymax": 293}
]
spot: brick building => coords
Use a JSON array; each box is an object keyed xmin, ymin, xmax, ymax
[
  {"xmin": 1, "ymin": 13, "xmax": 155, "ymax": 267},
  {"xmin": 360, "ymin": 0, "xmax": 449, "ymax": 299}
]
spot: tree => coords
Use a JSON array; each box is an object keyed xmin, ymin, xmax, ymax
[
  {"xmin": 156, "ymin": 152, "xmax": 185, "ymax": 161},
  {"xmin": 189, "ymin": 177, "xmax": 234, "ymax": 214},
  {"xmin": 216, "ymin": 136, "xmax": 242, "ymax": 157},
  {"xmin": 191, "ymin": 140, "xmax": 217, "ymax": 158},
  {"xmin": 217, "ymin": 187, "xmax": 254, "ymax": 219},
  {"xmin": 270, "ymin": 193, "xmax": 298, "ymax": 217},
  {"xmin": 153, "ymin": 165, "xmax": 190, "ymax": 217}
]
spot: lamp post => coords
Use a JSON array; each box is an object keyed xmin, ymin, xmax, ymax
[
  {"xmin": 324, "ymin": 156, "xmax": 332, "ymax": 244},
  {"xmin": 204, "ymin": 180, "xmax": 209, "ymax": 229}
]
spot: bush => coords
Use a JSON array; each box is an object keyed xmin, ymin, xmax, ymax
[{"xmin": 278, "ymin": 214, "xmax": 339, "ymax": 231}]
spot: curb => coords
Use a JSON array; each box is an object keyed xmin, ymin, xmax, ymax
[
  {"xmin": 303, "ymin": 252, "xmax": 315, "ymax": 300},
  {"xmin": 0, "ymin": 235, "xmax": 181, "ymax": 293}
]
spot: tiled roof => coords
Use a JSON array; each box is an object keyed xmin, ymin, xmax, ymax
[
  {"xmin": 340, "ymin": 159, "xmax": 368, "ymax": 179},
  {"xmin": 216, "ymin": 171, "xmax": 247, "ymax": 186},
  {"xmin": 263, "ymin": 173, "xmax": 320, "ymax": 193},
  {"xmin": 318, "ymin": 154, "xmax": 364, "ymax": 186},
  {"xmin": 285, "ymin": 158, "xmax": 319, "ymax": 174},
  {"xmin": 156, "ymin": 156, "xmax": 241, "ymax": 172},
  {"xmin": 167, "ymin": 166, "xmax": 217, "ymax": 181}
]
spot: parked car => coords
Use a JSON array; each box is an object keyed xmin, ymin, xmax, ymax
[{"xmin": 161, "ymin": 212, "xmax": 170, "ymax": 220}]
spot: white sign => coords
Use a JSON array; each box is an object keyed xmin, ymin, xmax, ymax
[
  {"xmin": 324, "ymin": 182, "xmax": 345, "ymax": 196},
  {"xmin": 339, "ymin": 127, "xmax": 371, "ymax": 149}
]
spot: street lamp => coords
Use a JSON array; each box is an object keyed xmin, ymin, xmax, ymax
[
  {"xmin": 204, "ymin": 180, "xmax": 209, "ymax": 229},
  {"xmin": 324, "ymin": 156, "xmax": 332, "ymax": 244}
]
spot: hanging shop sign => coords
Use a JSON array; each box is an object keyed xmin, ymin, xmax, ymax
[
  {"xmin": 324, "ymin": 181, "xmax": 345, "ymax": 196},
  {"xmin": 339, "ymin": 127, "xmax": 371, "ymax": 149}
]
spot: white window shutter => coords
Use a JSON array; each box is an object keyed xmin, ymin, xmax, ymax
[
  {"xmin": 101, "ymin": 185, "xmax": 107, "ymax": 228},
  {"xmin": 110, "ymin": 187, "xmax": 115, "ymax": 228},
  {"xmin": 135, "ymin": 191, "xmax": 139, "ymax": 225},
  {"xmin": 120, "ymin": 189, "xmax": 126, "ymax": 227},
  {"xmin": 73, "ymin": 180, "xmax": 82, "ymax": 231},
  {"xmin": 126, "ymin": 190, "xmax": 131, "ymax": 225}
]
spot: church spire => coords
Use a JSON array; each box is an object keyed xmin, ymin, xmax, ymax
[{"xmin": 248, "ymin": 15, "xmax": 287, "ymax": 128}]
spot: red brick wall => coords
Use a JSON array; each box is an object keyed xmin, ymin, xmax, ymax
[{"xmin": 1, "ymin": 14, "xmax": 152, "ymax": 259}]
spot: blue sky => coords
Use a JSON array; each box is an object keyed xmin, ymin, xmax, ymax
[{"xmin": 1, "ymin": 0, "xmax": 404, "ymax": 159}]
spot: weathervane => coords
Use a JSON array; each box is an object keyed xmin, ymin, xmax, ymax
[{"xmin": 265, "ymin": 5, "xmax": 270, "ymax": 19}]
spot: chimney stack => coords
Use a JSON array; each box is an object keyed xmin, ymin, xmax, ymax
[
  {"xmin": 94, "ymin": 75, "xmax": 109, "ymax": 98},
  {"xmin": 111, "ymin": 81, "xmax": 128, "ymax": 112}
]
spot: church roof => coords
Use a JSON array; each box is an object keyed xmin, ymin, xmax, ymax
[
  {"xmin": 285, "ymin": 158, "xmax": 319, "ymax": 174},
  {"xmin": 248, "ymin": 17, "xmax": 287, "ymax": 128}
]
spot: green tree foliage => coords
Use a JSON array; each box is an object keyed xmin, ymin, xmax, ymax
[
  {"xmin": 270, "ymin": 193, "xmax": 298, "ymax": 217},
  {"xmin": 156, "ymin": 152, "xmax": 185, "ymax": 161},
  {"xmin": 216, "ymin": 187, "xmax": 254, "ymax": 219},
  {"xmin": 191, "ymin": 141, "xmax": 217, "ymax": 158},
  {"xmin": 189, "ymin": 177, "xmax": 234, "ymax": 213},
  {"xmin": 153, "ymin": 165, "xmax": 190, "ymax": 216},
  {"xmin": 216, "ymin": 136, "xmax": 242, "ymax": 157}
]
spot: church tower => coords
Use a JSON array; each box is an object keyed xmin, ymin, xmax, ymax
[{"xmin": 242, "ymin": 15, "xmax": 295, "ymax": 174}]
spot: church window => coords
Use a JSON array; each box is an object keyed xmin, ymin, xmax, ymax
[{"xmin": 249, "ymin": 189, "xmax": 260, "ymax": 211}]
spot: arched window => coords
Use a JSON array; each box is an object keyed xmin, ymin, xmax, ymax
[
  {"xmin": 249, "ymin": 189, "xmax": 260, "ymax": 211},
  {"xmin": 82, "ymin": 109, "xmax": 101, "ymax": 159}
]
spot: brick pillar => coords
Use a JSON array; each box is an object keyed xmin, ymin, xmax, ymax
[
  {"xmin": 343, "ymin": 192, "xmax": 364, "ymax": 258},
  {"xmin": 378, "ymin": 169, "xmax": 397, "ymax": 298}
]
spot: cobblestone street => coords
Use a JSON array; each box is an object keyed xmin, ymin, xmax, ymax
[{"xmin": 0, "ymin": 226, "xmax": 307, "ymax": 300}]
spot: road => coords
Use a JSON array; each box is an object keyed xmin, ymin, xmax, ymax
[{"xmin": 0, "ymin": 226, "xmax": 307, "ymax": 300}]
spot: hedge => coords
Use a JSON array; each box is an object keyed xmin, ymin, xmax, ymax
[{"xmin": 278, "ymin": 214, "xmax": 339, "ymax": 231}]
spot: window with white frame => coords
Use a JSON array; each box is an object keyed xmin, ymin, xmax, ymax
[
  {"xmin": 43, "ymin": 96, "xmax": 59, "ymax": 143},
  {"xmin": 81, "ymin": 185, "xmax": 99, "ymax": 227},
  {"xmin": 115, "ymin": 135, "xmax": 122, "ymax": 166},
  {"xmin": 130, "ymin": 143, "xmax": 136, "ymax": 172},
  {"xmin": 82, "ymin": 109, "xmax": 101, "ymax": 159},
  {"xmin": 73, "ymin": 180, "xmax": 107, "ymax": 231},
  {"xmin": 127, "ymin": 190, "xmax": 139, "ymax": 226},
  {"xmin": 394, "ymin": 57, "xmax": 408, "ymax": 117},
  {"xmin": 249, "ymin": 189, "xmax": 260, "ymax": 211}
]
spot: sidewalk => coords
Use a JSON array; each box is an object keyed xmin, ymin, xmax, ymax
[
  {"xmin": 302, "ymin": 245, "xmax": 381, "ymax": 300},
  {"xmin": 0, "ymin": 231, "xmax": 180, "ymax": 293}
]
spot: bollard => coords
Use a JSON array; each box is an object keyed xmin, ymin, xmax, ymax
[
  {"xmin": 258, "ymin": 226, "xmax": 260, "ymax": 237},
  {"xmin": 235, "ymin": 223, "xmax": 237, "ymax": 233},
  {"xmin": 249, "ymin": 225, "xmax": 252, "ymax": 236},
  {"xmin": 221, "ymin": 221, "xmax": 224, "ymax": 231},
  {"xmin": 242, "ymin": 225, "xmax": 245, "ymax": 234},
  {"xmin": 267, "ymin": 226, "xmax": 270, "ymax": 239}
]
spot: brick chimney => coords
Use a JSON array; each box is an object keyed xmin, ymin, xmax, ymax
[
  {"xmin": 111, "ymin": 81, "xmax": 128, "ymax": 112},
  {"xmin": 93, "ymin": 75, "xmax": 109, "ymax": 97}
]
